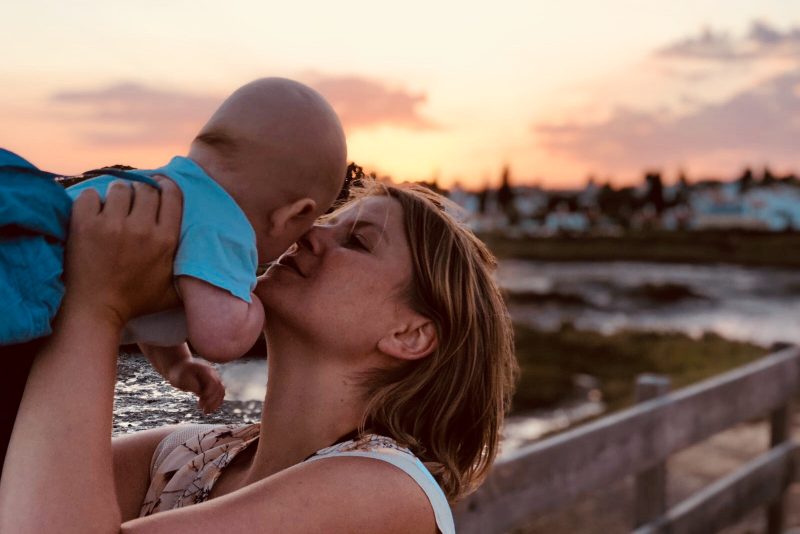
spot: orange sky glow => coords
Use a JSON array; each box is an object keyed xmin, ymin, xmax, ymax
[{"xmin": 2, "ymin": 1, "xmax": 798, "ymax": 190}]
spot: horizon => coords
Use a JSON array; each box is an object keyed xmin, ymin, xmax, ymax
[{"xmin": 2, "ymin": 1, "xmax": 798, "ymax": 189}]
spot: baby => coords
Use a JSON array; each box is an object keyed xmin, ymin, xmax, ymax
[{"xmin": 1, "ymin": 78, "xmax": 347, "ymax": 413}]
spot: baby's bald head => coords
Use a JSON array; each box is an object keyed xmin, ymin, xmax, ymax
[{"xmin": 188, "ymin": 77, "xmax": 347, "ymax": 261}]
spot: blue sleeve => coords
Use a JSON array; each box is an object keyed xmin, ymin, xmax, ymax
[
  {"xmin": 175, "ymin": 224, "xmax": 258, "ymax": 302},
  {"xmin": 66, "ymin": 164, "xmax": 258, "ymax": 302},
  {"xmin": 65, "ymin": 175, "xmax": 117, "ymax": 200}
]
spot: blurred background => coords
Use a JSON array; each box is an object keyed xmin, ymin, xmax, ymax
[{"xmin": 4, "ymin": 1, "xmax": 799, "ymax": 530}]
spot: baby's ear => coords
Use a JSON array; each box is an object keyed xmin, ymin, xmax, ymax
[{"xmin": 268, "ymin": 198, "xmax": 317, "ymax": 235}]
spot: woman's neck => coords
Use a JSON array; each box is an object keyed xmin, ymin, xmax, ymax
[{"xmin": 243, "ymin": 336, "xmax": 369, "ymax": 484}]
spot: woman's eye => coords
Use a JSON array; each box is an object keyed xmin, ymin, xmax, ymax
[{"xmin": 346, "ymin": 233, "xmax": 368, "ymax": 250}]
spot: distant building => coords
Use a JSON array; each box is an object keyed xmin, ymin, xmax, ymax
[
  {"xmin": 545, "ymin": 203, "xmax": 590, "ymax": 234},
  {"xmin": 689, "ymin": 183, "xmax": 800, "ymax": 230},
  {"xmin": 744, "ymin": 185, "xmax": 800, "ymax": 230}
]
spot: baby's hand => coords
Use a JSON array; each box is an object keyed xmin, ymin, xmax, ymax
[{"xmin": 165, "ymin": 358, "xmax": 226, "ymax": 414}]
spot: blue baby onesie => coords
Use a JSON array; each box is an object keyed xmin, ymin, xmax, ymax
[
  {"xmin": 0, "ymin": 149, "xmax": 258, "ymax": 346},
  {"xmin": 0, "ymin": 149, "xmax": 72, "ymax": 344}
]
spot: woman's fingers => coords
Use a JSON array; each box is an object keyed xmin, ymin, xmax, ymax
[
  {"xmin": 101, "ymin": 180, "xmax": 134, "ymax": 219},
  {"xmin": 154, "ymin": 175, "xmax": 183, "ymax": 233},
  {"xmin": 129, "ymin": 181, "xmax": 160, "ymax": 229},
  {"xmin": 70, "ymin": 188, "xmax": 102, "ymax": 226}
]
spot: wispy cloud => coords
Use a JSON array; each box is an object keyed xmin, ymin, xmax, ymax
[
  {"xmin": 537, "ymin": 71, "xmax": 800, "ymax": 170},
  {"xmin": 49, "ymin": 75, "xmax": 436, "ymax": 148},
  {"xmin": 50, "ymin": 83, "xmax": 220, "ymax": 146},
  {"xmin": 533, "ymin": 21, "xmax": 800, "ymax": 176},
  {"xmin": 306, "ymin": 74, "xmax": 437, "ymax": 131},
  {"xmin": 658, "ymin": 20, "xmax": 800, "ymax": 62}
]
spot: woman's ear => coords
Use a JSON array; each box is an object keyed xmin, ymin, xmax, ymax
[
  {"xmin": 268, "ymin": 198, "xmax": 317, "ymax": 236},
  {"xmin": 377, "ymin": 318, "xmax": 438, "ymax": 361}
]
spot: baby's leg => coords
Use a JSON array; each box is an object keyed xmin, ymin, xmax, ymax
[{"xmin": 178, "ymin": 277, "xmax": 264, "ymax": 363}]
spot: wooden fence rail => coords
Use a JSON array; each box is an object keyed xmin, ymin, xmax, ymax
[{"xmin": 453, "ymin": 346, "xmax": 800, "ymax": 533}]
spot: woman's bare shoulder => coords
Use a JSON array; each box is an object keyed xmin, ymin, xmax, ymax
[
  {"xmin": 120, "ymin": 453, "xmax": 437, "ymax": 534},
  {"xmin": 113, "ymin": 425, "xmax": 185, "ymax": 521}
]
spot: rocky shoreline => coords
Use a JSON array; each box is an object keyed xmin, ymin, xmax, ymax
[{"xmin": 113, "ymin": 353, "xmax": 262, "ymax": 435}]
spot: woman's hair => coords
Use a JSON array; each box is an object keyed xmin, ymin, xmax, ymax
[{"xmin": 343, "ymin": 176, "xmax": 518, "ymax": 502}]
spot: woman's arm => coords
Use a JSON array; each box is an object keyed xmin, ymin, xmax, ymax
[
  {"xmin": 0, "ymin": 178, "xmax": 183, "ymax": 534},
  {"xmin": 120, "ymin": 456, "xmax": 437, "ymax": 534}
]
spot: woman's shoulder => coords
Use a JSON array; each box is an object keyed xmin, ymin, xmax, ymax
[{"xmin": 305, "ymin": 434, "xmax": 455, "ymax": 534}]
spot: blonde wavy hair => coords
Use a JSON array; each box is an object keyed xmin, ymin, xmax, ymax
[{"xmin": 341, "ymin": 179, "xmax": 518, "ymax": 502}]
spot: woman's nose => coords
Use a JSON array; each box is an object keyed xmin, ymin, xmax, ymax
[{"xmin": 297, "ymin": 224, "xmax": 333, "ymax": 255}]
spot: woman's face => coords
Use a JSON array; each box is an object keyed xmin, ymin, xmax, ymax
[{"xmin": 256, "ymin": 195, "xmax": 414, "ymax": 354}]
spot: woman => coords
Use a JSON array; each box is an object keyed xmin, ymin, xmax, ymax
[{"xmin": 0, "ymin": 176, "xmax": 517, "ymax": 533}]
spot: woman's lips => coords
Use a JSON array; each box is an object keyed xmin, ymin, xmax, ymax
[{"xmin": 280, "ymin": 255, "xmax": 306, "ymax": 277}]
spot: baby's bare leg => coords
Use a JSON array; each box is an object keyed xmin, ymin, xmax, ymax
[{"xmin": 177, "ymin": 276, "xmax": 265, "ymax": 363}]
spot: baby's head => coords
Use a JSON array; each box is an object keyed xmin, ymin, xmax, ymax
[{"xmin": 188, "ymin": 78, "xmax": 347, "ymax": 264}]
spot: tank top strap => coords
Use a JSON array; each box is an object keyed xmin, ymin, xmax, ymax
[{"xmin": 305, "ymin": 434, "xmax": 456, "ymax": 534}]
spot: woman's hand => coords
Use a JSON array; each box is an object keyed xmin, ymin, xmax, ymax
[{"xmin": 64, "ymin": 176, "xmax": 183, "ymax": 330}]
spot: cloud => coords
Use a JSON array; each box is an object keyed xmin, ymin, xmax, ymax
[
  {"xmin": 658, "ymin": 20, "xmax": 800, "ymax": 62},
  {"xmin": 50, "ymin": 76, "xmax": 436, "ymax": 147},
  {"xmin": 535, "ymin": 70, "xmax": 800, "ymax": 172},
  {"xmin": 50, "ymin": 83, "xmax": 221, "ymax": 146},
  {"xmin": 306, "ymin": 74, "xmax": 436, "ymax": 131},
  {"xmin": 531, "ymin": 21, "xmax": 800, "ymax": 176}
]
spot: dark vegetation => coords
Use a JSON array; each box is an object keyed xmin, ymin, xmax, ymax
[
  {"xmin": 511, "ymin": 323, "xmax": 766, "ymax": 414},
  {"xmin": 482, "ymin": 230, "xmax": 800, "ymax": 267}
]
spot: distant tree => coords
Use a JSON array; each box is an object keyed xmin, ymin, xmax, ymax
[
  {"xmin": 477, "ymin": 185, "xmax": 489, "ymax": 215},
  {"xmin": 644, "ymin": 171, "xmax": 665, "ymax": 214},
  {"xmin": 675, "ymin": 170, "xmax": 690, "ymax": 205},
  {"xmin": 762, "ymin": 166, "xmax": 776, "ymax": 186},
  {"xmin": 738, "ymin": 167, "xmax": 754, "ymax": 193},
  {"xmin": 783, "ymin": 173, "xmax": 799, "ymax": 186},
  {"xmin": 596, "ymin": 184, "xmax": 637, "ymax": 229},
  {"xmin": 497, "ymin": 166, "xmax": 519, "ymax": 225}
]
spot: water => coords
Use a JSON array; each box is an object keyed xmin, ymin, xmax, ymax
[{"xmin": 498, "ymin": 260, "xmax": 800, "ymax": 346}]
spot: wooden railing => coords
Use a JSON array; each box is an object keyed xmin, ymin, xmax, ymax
[{"xmin": 453, "ymin": 347, "xmax": 800, "ymax": 533}]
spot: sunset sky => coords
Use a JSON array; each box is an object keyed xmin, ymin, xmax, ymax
[{"xmin": 2, "ymin": 0, "xmax": 798, "ymax": 189}]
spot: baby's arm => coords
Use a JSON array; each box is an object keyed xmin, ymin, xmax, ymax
[
  {"xmin": 141, "ymin": 342, "xmax": 226, "ymax": 414},
  {"xmin": 177, "ymin": 276, "xmax": 265, "ymax": 363}
]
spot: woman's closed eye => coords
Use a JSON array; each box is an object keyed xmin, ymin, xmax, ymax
[{"xmin": 345, "ymin": 232, "xmax": 370, "ymax": 251}]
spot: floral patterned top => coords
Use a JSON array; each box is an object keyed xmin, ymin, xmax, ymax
[{"xmin": 139, "ymin": 423, "xmax": 455, "ymax": 533}]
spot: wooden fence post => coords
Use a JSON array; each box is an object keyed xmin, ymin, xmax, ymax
[
  {"xmin": 634, "ymin": 374, "xmax": 671, "ymax": 528},
  {"xmin": 767, "ymin": 402, "xmax": 792, "ymax": 534}
]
